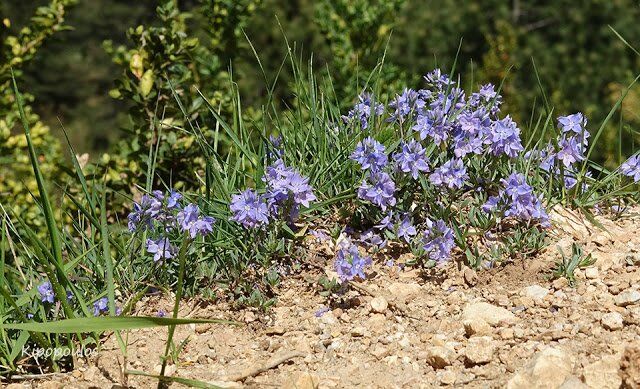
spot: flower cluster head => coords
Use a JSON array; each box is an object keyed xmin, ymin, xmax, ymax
[
  {"xmin": 393, "ymin": 140, "xmax": 430, "ymax": 179},
  {"xmin": 92, "ymin": 297, "xmax": 121, "ymax": 316},
  {"xmin": 342, "ymin": 92, "xmax": 384, "ymax": 129},
  {"xmin": 422, "ymin": 219, "xmax": 455, "ymax": 263},
  {"xmin": 488, "ymin": 116, "xmax": 524, "ymax": 158},
  {"xmin": 558, "ymin": 113, "xmax": 588, "ymax": 136},
  {"xmin": 128, "ymin": 189, "xmax": 215, "ymax": 265},
  {"xmin": 178, "ymin": 204, "xmax": 215, "ymax": 238},
  {"xmin": 351, "ymin": 137, "xmax": 388, "ymax": 173},
  {"xmin": 523, "ymin": 113, "xmax": 589, "ymax": 190},
  {"xmin": 93, "ymin": 297, "xmax": 108, "ymax": 316},
  {"xmin": 263, "ymin": 159, "xmax": 317, "ymax": 209},
  {"xmin": 230, "ymin": 159, "xmax": 316, "ymax": 228},
  {"xmin": 358, "ymin": 172, "xmax": 397, "ymax": 210},
  {"xmin": 128, "ymin": 189, "xmax": 213, "ymax": 234},
  {"xmin": 334, "ymin": 243, "xmax": 372, "ymax": 282},
  {"xmin": 620, "ymin": 155, "xmax": 640, "ymax": 182},
  {"xmin": 424, "ymin": 68, "xmax": 455, "ymax": 91},
  {"xmin": 469, "ymin": 84, "xmax": 502, "ymax": 115},
  {"xmin": 556, "ymin": 114, "xmax": 589, "ymax": 167},
  {"xmin": 230, "ymin": 189, "xmax": 270, "ymax": 228},
  {"xmin": 429, "ymin": 158, "xmax": 468, "ymax": 189},
  {"xmin": 395, "ymin": 214, "xmax": 418, "ymax": 243},
  {"xmin": 37, "ymin": 281, "xmax": 55, "ymax": 304},
  {"xmin": 483, "ymin": 172, "xmax": 550, "ymax": 226},
  {"xmin": 359, "ymin": 229, "xmax": 387, "ymax": 250},
  {"xmin": 452, "ymin": 108, "xmax": 492, "ymax": 157},
  {"xmin": 127, "ymin": 191, "xmax": 163, "ymax": 232},
  {"xmin": 267, "ymin": 134, "xmax": 284, "ymax": 158},
  {"xmin": 146, "ymin": 237, "xmax": 176, "ymax": 262},
  {"xmin": 388, "ymin": 88, "xmax": 425, "ymax": 123}
]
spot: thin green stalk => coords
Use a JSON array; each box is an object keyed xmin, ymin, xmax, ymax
[{"xmin": 158, "ymin": 235, "xmax": 191, "ymax": 388}]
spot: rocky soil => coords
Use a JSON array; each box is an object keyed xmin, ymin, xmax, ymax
[{"xmin": 9, "ymin": 207, "xmax": 640, "ymax": 388}]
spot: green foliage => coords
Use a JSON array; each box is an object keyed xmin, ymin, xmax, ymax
[
  {"xmin": 313, "ymin": 0, "xmax": 407, "ymax": 100},
  {"xmin": 0, "ymin": 0, "xmax": 75, "ymax": 230},
  {"xmin": 392, "ymin": 0, "xmax": 640, "ymax": 165},
  {"xmin": 101, "ymin": 0, "xmax": 264, "ymax": 197},
  {"xmin": 552, "ymin": 243, "xmax": 596, "ymax": 286}
]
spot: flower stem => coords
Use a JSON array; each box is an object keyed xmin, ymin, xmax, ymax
[{"xmin": 157, "ymin": 235, "xmax": 190, "ymax": 389}]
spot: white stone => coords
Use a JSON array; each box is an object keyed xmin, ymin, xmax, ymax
[
  {"xmin": 601, "ymin": 312, "xmax": 624, "ymax": 331},
  {"xmin": 463, "ymin": 318, "xmax": 491, "ymax": 337},
  {"xmin": 585, "ymin": 267, "xmax": 599, "ymax": 279},
  {"xmin": 461, "ymin": 302, "xmax": 516, "ymax": 326},
  {"xmin": 463, "ymin": 336, "xmax": 496, "ymax": 365},
  {"xmin": 370, "ymin": 297, "xmax": 388, "ymax": 313},
  {"xmin": 615, "ymin": 289, "xmax": 640, "ymax": 306},
  {"xmin": 507, "ymin": 347, "xmax": 573, "ymax": 389},
  {"xmin": 425, "ymin": 346, "xmax": 456, "ymax": 369},
  {"xmin": 583, "ymin": 355, "xmax": 622, "ymax": 389},
  {"xmin": 521, "ymin": 285, "xmax": 550, "ymax": 300}
]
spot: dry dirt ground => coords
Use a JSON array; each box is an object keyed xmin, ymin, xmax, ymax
[{"xmin": 10, "ymin": 207, "xmax": 640, "ymax": 388}]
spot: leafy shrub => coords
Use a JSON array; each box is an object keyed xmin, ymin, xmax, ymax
[
  {"xmin": 101, "ymin": 0, "xmax": 263, "ymax": 197},
  {"xmin": 1, "ymin": 0, "xmax": 76, "ymax": 230}
]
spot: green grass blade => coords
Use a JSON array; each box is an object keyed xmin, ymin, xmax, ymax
[
  {"xmin": 126, "ymin": 370, "xmax": 224, "ymax": 388},
  {"xmin": 0, "ymin": 316, "xmax": 237, "ymax": 333},
  {"xmin": 11, "ymin": 73, "xmax": 63, "ymax": 267}
]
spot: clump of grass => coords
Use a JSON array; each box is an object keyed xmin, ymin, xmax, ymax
[
  {"xmin": 2, "ymin": 31, "xmax": 640, "ymax": 386},
  {"xmin": 551, "ymin": 243, "xmax": 596, "ymax": 286}
]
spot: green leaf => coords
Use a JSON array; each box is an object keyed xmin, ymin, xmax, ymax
[
  {"xmin": 126, "ymin": 370, "xmax": 224, "ymax": 389},
  {"xmin": 0, "ymin": 316, "xmax": 238, "ymax": 334}
]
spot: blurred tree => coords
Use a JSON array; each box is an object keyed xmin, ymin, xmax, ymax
[
  {"xmin": 0, "ymin": 0, "xmax": 76, "ymax": 229},
  {"xmin": 4, "ymin": 0, "xmax": 640, "ymax": 166}
]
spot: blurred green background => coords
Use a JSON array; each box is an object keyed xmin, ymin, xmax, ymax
[{"xmin": 3, "ymin": 0, "xmax": 640, "ymax": 162}]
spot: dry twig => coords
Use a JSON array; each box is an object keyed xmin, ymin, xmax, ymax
[{"xmin": 226, "ymin": 350, "xmax": 306, "ymax": 382}]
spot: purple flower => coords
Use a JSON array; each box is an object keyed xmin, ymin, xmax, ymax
[
  {"xmin": 177, "ymin": 204, "xmax": 215, "ymax": 238},
  {"xmin": 268, "ymin": 134, "xmax": 284, "ymax": 158},
  {"xmin": 127, "ymin": 193, "xmax": 163, "ymax": 232},
  {"xmin": 452, "ymin": 108, "xmax": 491, "ymax": 157},
  {"xmin": 315, "ymin": 306, "xmax": 330, "ymax": 317},
  {"xmin": 395, "ymin": 214, "xmax": 417, "ymax": 243},
  {"xmin": 350, "ymin": 137, "xmax": 388, "ymax": 173},
  {"xmin": 359, "ymin": 229, "xmax": 387, "ymax": 249},
  {"xmin": 230, "ymin": 189, "xmax": 271, "ymax": 228},
  {"xmin": 525, "ymin": 145, "xmax": 556, "ymax": 172},
  {"xmin": 488, "ymin": 116, "xmax": 523, "ymax": 158},
  {"xmin": 424, "ymin": 69, "xmax": 455, "ymax": 90},
  {"xmin": 429, "ymin": 159, "xmax": 468, "ymax": 189},
  {"xmin": 422, "ymin": 219, "xmax": 455, "ymax": 263},
  {"xmin": 146, "ymin": 237, "xmax": 176, "ymax": 262},
  {"xmin": 357, "ymin": 172, "xmax": 397, "ymax": 210},
  {"xmin": 558, "ymin": 113, "xmax": 587, "ymax": 135},
  {"xmin": 483, "ymin": 173, "xmax": 549, "ymax": 226},
  {"xmin": 412, "ymin": 106, "xmax": 450, "ymax": 145},
  {"xmin": 285, "ymin": 171, "xmax": 317, "ymax": 207},
  {"xmin": 620, "ymin": 155, "xmax": 640, "ymax": 182},
  {"xmin": 388, "ymin": 88, "xmax": 425, "ymax": 122},
  {"xmin": 334, "ymin": 244, "xmax": 372, "ymax": 282},
  {"xmin": 157, "ymin": 309, "xmax": 167, "ymax": 318},
  {"xmin": 93, "ymin": 297, "xmax": 108, "ymax": 316},
  {"xmin": 393, "ymin": 140, "xmax": 430, "ymax": 179},
  {"xmin": 469, "ymin": 83, "xmax": 502, "ymax": 115},
  {"xmin": 342, "ymin": 92, "xmax": 384, "ymax": 129},
  {"xmin": 556, "ymin": 136, "xmax": 585, "ymax": 167},
  {"xmin": 37, "ymin": 281, "xmax": 55, "ymax": 304},
  {"xmin": 262, "ymin": 159, "xmax": 316, "ymax": 220},
  {"xmin": 375, "ymin": 213, "xmax": 394, "ymax": 230},
  {"xmin": 309, "ymin": 229, "xmax": 331, "ymax": 242},
  {"xmin": 166, "ymin": 190, "xmax": 182, "ymax": 209}
]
